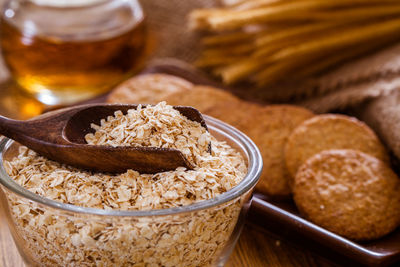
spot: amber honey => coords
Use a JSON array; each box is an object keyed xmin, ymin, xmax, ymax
[{"xmin": 0, "ymin": 18, "xmax": 147, "ymax": 104}]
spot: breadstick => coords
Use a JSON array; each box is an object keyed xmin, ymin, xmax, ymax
[
  {"xmin": 217, "ymin": 60, "xmax": 266, "ymax": 84},
  {"xmin": 206, "ymin": 2, "xmax": 325, "ymax": 31},
  {"xmin": 307, "ymin": 5, "xmax": 400, "ymax": 22},
  {"xmin": 295, "ymin": 33, "xmax": 400, "ymax": 78},
  {"xmin": 190, "ymin": 0, "xmax": 400, "ymax": 88},
  {"xmin": 195, "ymin": 55, "xmax": 244, "ymax": 68},
  {"xmin": 256, "ymin": 23, "xmax": 336, "ymax": 47},
  {"xmin": 231, "ymin": 0, "xmax": 285, "ymax": 10},
  {"xmin": 270, "ymin": 18, "xmax": 400, "ymax": 63},
  {"xmin": 202, "ymin": 43, "xmax": 254, "ymax": 57},
  {"xmin": 202, "ymin": 31, "xmax": 257, "ymax": 46},
  {"xmin": 192, "ymin": 0, "xmax": 400, "ymax": 31},
  {"xmin": 255, "ymin": 19, "xmax": 400, "ymax": 86}
]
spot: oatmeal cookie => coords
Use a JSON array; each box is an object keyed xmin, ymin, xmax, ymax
[
  {"xmin": 247, "ymin": 105, "xmax": 314, "ymax": 197},
  {"xmin": 202, "ymin": 100, "xmax": 263, "ymax": 130},
  {"xmin": 164, "ymin": 85, "xmax": 241, "ymax": 114},
  {"xmin": 165, "ymin": 85, "xmax": 264, "ymax": 133},
  {"xmin": 107, "ymin": 73, "xmax": 194, "ymax": 104},
  {"xmin": 293, "ymin": 149, "xmax": 400, "ymax": 241},
  {"xmin": 285, "ymin": 114, "xmax": 389, "ymax": 181}
]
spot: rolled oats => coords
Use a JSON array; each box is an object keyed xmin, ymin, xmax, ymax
[
  {"xmin": 85, "ymin": 102, "xmax": 211, "ymax": 165},
  {"xmin": 3, "ymin": 102, "xmax": 247, "ymax": 266}
]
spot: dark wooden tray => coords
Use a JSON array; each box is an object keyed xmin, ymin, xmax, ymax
[
  {"xmin": 97, "ymin": 59, "xmax": 400, "ymax": 267},
  {"xmin": 249, "ymin": 194, "xmax": 400, "ymax": 267}
]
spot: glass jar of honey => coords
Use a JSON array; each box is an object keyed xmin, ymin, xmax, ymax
[{"xmin": 0, "ymin": 0, "xmax": 147, "ymax": 105}]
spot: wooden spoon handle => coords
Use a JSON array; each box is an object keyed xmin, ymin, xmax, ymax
[{"xmin": 0, "ymin": 116, "xmax": 25, "ymax": 141}]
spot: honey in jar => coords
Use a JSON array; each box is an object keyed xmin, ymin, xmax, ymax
[{"xmin": 0, "ymin": 0, "xmax": 147, "ymax": 105}]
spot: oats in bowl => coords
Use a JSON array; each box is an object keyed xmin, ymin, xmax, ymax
[
  {"xmin": 0, "ymin": 102, "xmax": 262, "ymax": 267},
  {"xmin": 85, "ymin": 102, "xmax": 212, "ymax": 166}
]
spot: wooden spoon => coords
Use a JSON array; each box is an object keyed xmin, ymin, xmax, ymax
[{"xmin": 0, "ymin": 104, "xmax": 209, "ymax": 174}]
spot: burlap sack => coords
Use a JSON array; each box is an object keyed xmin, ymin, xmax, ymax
[
  {"xmin": 297, "ymin": 44, "xmax": 400, "ymax": 113},
  {"xmin": 354, "ymin": 88, "xmax": 400, "ymax": 170},
  {"xmin": 140, "ymin": 0, "xmax": 216, "ymax": 62}
]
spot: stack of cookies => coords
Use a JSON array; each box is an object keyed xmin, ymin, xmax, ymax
[
  {"xmin": 108, "ymin": 73, "xmax": 400, "ymax": 241},
  {"xmin": 285, "ymin": 114, "xmax": 400, "ymax": 241}
]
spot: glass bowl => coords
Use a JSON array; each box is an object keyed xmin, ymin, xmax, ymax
[{"xmin": 0, "ymin": 115, "xmax": 262, "ymax": 267}]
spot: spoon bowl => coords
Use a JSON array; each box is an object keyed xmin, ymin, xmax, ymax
[{"xmin": 0, "ymin": 104, "xmax": 208, "ymax": 173}]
